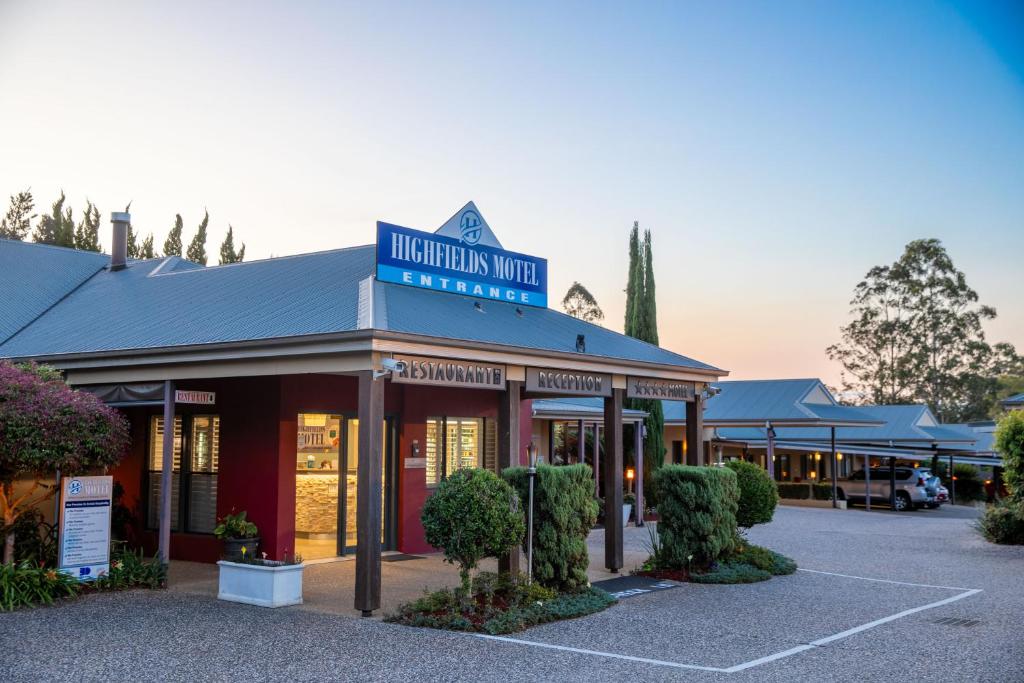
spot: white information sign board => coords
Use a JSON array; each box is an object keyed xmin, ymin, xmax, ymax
[{"xmin": 58, "ymin": 475, "xmax": 113, "ymax": 581}]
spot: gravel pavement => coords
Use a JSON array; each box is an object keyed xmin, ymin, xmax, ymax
[{"xmin": 2, "ymin": 504, "xmax": 1021, "ymax": 682}]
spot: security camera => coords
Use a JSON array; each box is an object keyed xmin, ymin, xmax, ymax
[
  {"xmin": 381, "ymin": 357, "xmax": 407, "ymax": 373},
  {"xmin": 706, "ymin": 385, "xmax": 722, "ymax": 397}
]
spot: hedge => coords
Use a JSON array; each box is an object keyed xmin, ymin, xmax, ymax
[
  {"xmin": 725, "ymin": 461, "xmax": 778, "ymax": 528},
  {"xmin": 653, "ymin": 465, "xmax": 738, "ymax": 568},
  {"xmin": 776, "ymin": 482, "xmax": 811, "ymax": 500},
  {"xmin": 504, "ymin": 464, "xmax": 597, "ymax": 592}
]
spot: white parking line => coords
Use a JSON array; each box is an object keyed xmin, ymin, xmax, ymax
[{"xmin": 471, "ymin": 569, "xmax": 984, "ymax": 674}]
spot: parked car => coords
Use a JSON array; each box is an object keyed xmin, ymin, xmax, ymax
[
  {"xmin": 838, "ymin": 467, "xmax": 933, "ymax": 511},
  {"xmin": 922, "ymin": 474, "xmax": 948, "ymax": 508}
]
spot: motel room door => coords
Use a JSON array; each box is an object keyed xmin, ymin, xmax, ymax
[{"xmin": 294, "ymin": 414, "xmax": 396, "ymax": 560}]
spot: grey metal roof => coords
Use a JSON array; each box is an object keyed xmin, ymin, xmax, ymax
[
  {"xmin": 1002, "ymin": 393, "xmax": 1024, "ymax": 406},
  {"xmin": 716, "ymin": 404, "xmax": 976, "ymax": 446},
  {"xmin": 530, "ymin": 397, "xmax": 646, "ymax": 419},
  {"xmin": 662, "ymin": 378, "xmax": 879, "ymax": 427},
  {"xmin": 732, "ymin": 439, "xmax": 1002, "ymax": 467},
  {"xmin": 0, "ymin": 239, "xmax": 107, "ymax": 345},
  {"xmin": 0, "ymin": 240, "xmax": 721, "ymax": 373}
]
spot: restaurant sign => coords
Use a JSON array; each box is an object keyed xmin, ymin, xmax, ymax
[
  {"xmin": 175, "ymin": 390, "xmax": 215, "ymax": 405},
  {"xmin": 526, "ymin": 368, "xmax": 612, "ymax": 397},
  {"xmin": 376, "ymin": 219, "xmax": 548, "ymax": 308},
  {"xmin": 626, "ymin": 377, "xmax": 696, "ymax": 402},
  {"xmin": 391, "ymin": 354, "xmax": 506, "ymax": 390},
  {"xmin": 58, "ymin": 475, "xmax": 113, "ymax": 581}
]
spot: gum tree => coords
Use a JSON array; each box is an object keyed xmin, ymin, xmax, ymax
[{"xmin": 0, "ymin": 362, "xmax": 129, "ymax": 564}]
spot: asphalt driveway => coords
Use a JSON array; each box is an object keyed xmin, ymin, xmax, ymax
[{"xmin": 2, "ymin": 504, "xmax": 1021, "ymax": 682}]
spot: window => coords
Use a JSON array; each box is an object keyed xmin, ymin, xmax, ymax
[
  {"xmin": 147, "ymin": 414, "xmax": 220, "ymax": 533},
  {"xmin": 425, "ymin": 417, "xmax": 493, "ymax": 486}
]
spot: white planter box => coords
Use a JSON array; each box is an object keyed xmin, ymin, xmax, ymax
[
  {"xmin": 622, "ymin": 504, "xmax": 633, "ymax": 526},
  {"xmin": 217, "ymin": 560, "xmax": 304, "ymax": 608}
]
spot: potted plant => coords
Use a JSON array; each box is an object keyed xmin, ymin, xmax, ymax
[
  {"xmin": 214, "ymin": 510, "xmax": 260, "ymax": 561},
  {"xmin": 218, "ymin": 551, "xmax": 304, "ymax": 608},
  {"xmin": 623, "ymin": 493, "xmax": 636, "ymax": 526}
]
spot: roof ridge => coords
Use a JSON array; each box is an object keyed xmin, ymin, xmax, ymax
[
  {"xmin": 0, "ymin": 238, "xmax": 109, "ymax": 258},
  {"xmin": 149, "ymin": 243, "xmax": 376, "ymax": 276}
]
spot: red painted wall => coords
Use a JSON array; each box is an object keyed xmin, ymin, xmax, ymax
[{"xmin": 110, "ymin": 374, "xmax": 535, "ymax": 562}]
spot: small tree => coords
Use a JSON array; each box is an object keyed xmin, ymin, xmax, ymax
[
  {"xmin": 0, "ymin": 362, "xmax": 129, "ymax": 564},
  {"xmin": 73, "ymin": 200, "xmax": 101, "ymax": 252},
  {"xmin": 0, "ymin": 189, "xmax": 35, "ymax": 240},
  {"xmin": 421, "ymin": 468, "xmax": 524, "ymax": 593},
  {"xmin": 218, "ymin": 224, "xmax": 246, "ymax": 264},
  {"xmin": 725, "ymin": 461, "xmax": 778, "ymax": 530},
  {"xmin": 562, "ymin": 282, "xmax": 603, "ymax": 323},
  {"xmin": 995, "ymin": 411, "xmax": 1024, "ymax": 501}
]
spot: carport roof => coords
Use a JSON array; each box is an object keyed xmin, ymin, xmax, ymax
[
  {"xmin": 0, "ymin": 241, "xmax": 722, "ymax": 374},
  {"xmin": 531, "ymin": 397, "xmax": 647, "ymax": 421},
  {"xmin": 662, "ymin": 378, "xmax": 882, "ymax": 428},
  {"xmin": 733, "ymin": 439, "xmax": 1002, "ymax": 467}
]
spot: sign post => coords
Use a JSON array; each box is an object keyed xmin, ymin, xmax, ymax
[{"xmin": 58, "ymin": 475, "xmax": 113, "ymax": 581}]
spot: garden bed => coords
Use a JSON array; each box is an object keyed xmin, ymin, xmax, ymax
[
  {"xmin": 385, "ymin": 571, "xmax": 616, "ymax": 634},
  {"xmin": 636, "ymin": 542, "xmax": 797, "ymax": 585}
]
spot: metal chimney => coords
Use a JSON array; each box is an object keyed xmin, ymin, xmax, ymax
[{"xmin": 110, "ymin": 211, "xmax": 130, "ymax": 271}]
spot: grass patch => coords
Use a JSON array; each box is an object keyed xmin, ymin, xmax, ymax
[{"xmin": 384, "ymin": 571, "xmax": 616, "ymax": 634}]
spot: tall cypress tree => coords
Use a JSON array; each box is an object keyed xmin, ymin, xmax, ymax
[
  {"xmin": 163, "ymin": 214, "xmax": 184, "ymax": 256},
  {"xmin": 624, "ymin": 221, "xmax": 641, "ymax": 336},
  {"xmin": 186, "ymin": 210, "xmax": 209, "ymax": 265},
  {"xmin": 139, "ymin": 233, "xmax": 155, "ymax": 259},
  {"xmin": 641, "ymin": 229, "xmax": 659, "ymax": 346},
  {"xmin": 74, "ymin": 201, "xmax": 101, "ymax": 252},
  {"xmin": 127, "ymin": 225, "xmax": 140, "ymax": 259},
  {"xmin": 218, "ymin": 224, "xmax": 246, "ymax": 264},
  {"xmin": 33, "ymin": 191, "xmax": 75, "ymax": 247}
]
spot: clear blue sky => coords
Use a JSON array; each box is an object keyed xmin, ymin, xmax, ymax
[{"xmin": 1, "ymin": 1, "xmax": 1021, "ymax": 384}]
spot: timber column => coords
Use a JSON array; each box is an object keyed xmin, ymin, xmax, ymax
[
  {"xmin": 498, "ymin": 379, "xmax": 522, "ymax": 576},
  {"xmin": 355, "ymin": 371, "xmax": 384, "ymax": 616},
  {"xmin": 603, "ymin": 388, "xmax": 624, "ymax": 572},
  {"xmin": 685, "ymin": 395, "xmax": 704, "ymax": 466}
]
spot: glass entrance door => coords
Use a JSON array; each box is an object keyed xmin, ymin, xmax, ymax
[
  {"xmin": 294, "ymin": 414, "xmax": 394, "ymax": 560},
  {"xmin": 342, "ymin": 418, "xmax": 388, "ymax": 552},
  {"xmin": 294, "ymin": 413, "xmax": 341, "ymax": 561}
]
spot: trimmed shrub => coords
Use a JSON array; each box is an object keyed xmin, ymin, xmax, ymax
[
  {"xmin": 776, "ymin": 482, "xmax": 811, "ymax": 500},
  {"xmin": 812, "ymin": 483, "xmax": 844, "ymax": 501},
  {"xmin": 977, "ymin": 500, "xmax": 1024, "ymax": 545},
  {"xmin": 421, "ymin": 468, "xmax": 525, "ymax": 593},
  {"xmin": 504, "ymin": 464, "xmax": 597, "ymax": 592},
  {"xmin": 725, "ymin": 461, "xmax": 778, "ymax": 529},
  {"xmin": 995, "ymin": 411, "xmax": 1024, "ymax": 500},
  {"xmin": 653, "ymin": 465, "xmax": 738, "ymax": 568}
]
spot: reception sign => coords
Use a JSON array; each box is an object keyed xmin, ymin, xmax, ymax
[
  {"xmin": 376, "ymin": 221, "xmax": 548, "ymax": 307},
  {"xmin": 526, "ymin": 368, "xmax": 612, "ymax": 397},
  {"xmin": 58, "ymin": 475, "xmax": 113, "ymax": 581},
  {"xmin": 626, "ymin": 377, "xmax": 696, "ymax": 401}
]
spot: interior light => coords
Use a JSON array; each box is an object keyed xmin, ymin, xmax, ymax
[
  {"xmin": 814, "ymin": 452, "xmax": 821, "ymax": 461},
  {"xmin": 626, "ymin": 468, "xmax": 635, "ymax": 480}
]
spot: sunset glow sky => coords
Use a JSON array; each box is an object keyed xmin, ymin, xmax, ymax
[{"xmin": 1, "ymin": 1, "xmax": 1021, "ymax": 385}]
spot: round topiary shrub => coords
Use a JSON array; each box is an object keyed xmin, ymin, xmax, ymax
[
  {"xmin": 421, "ymin": 468, "xmax": 525, "ymax": 593},
  {"xmin": 725, "ymin": 460, "xmax": 779, "ymax": 530}
]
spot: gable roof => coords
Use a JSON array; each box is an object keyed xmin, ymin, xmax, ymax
[
  {"xmin": 717, "ymin": 404, "xmax": 975, "ymax": 445},
  {"xmin": 0, "ymin": 239, "xmax": 108, "ymax": 345},
  {"xmin": 662, "ymin": 378, "xmax": 879, "ymax": 427},
  {"xmin": 0, "ymin": 241, "xmax": 722, "ymax": 374}
]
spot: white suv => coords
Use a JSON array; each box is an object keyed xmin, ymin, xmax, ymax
[{"xmin": 838, "ymin": 467, "xmax": 933, "ymax": 511}]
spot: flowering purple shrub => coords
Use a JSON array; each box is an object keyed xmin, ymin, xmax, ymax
[{"xmin": 0, "ymin": 362, "xmax": 129, "ymax": 563}]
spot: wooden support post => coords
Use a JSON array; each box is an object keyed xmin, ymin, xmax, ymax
[
  {"xmin": 949, "ymin": 454, "xmax": 956, "ymax": 505},
  {"xmin": 685, "ymin": 397, "xmax": 704, "ymax": 466},
  {"xmin": 766, "ymin": 422, "xmax": 776, "ymax": 479},
  {"xmin": 498, "ymin": 380, "xmax": 522, "ymax": 576},
  {"xmin": 355, "ymin": 371, "xmax": 383, "ymax": 616},
  {"xmin": 603, "ymin": 389, "xmax": 624, "ymax": 572},
  {"xmin": 889, "ymin": 456, "xmax": 897, "ymax": 510},
  {"xmin": 634, "ymin": 420, "xmax": 644, "ymax": 527},
  {"xmin": 158, "ymin": 380, "xmax": 175, "ymax": 564},
  {"xmin": 576, "ymin": 419, "xmax": 585, "ymax": 465},
  {"xmin": 594, "ymin": 425, "xmax": 601, "ymax": 496},
  {"xmin": 865, "ymin": 454, "xmax": 871, "ymax": 511}
]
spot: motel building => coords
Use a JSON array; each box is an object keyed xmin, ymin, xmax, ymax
[{"xmin": 0, "ymin": 203, "xmax": 723, "ymax": 615}]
